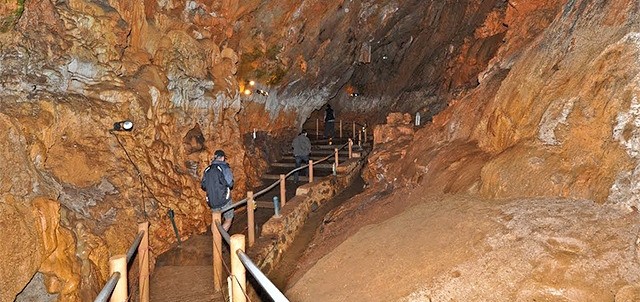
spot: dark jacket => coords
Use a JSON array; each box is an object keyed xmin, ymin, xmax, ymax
[
  {"xmin": 201, "ymin": 160, "xmax": 234, "ymax": 207},
  {"xmin": 324, "ymin": 107, "xmax": 335, "ymax": 122}
]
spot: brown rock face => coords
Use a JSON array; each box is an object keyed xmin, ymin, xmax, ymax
[
  {"xmin": 0, "ymin": 0, "xmax": 268, "ymax": 299},
  {"xmin": 4, "ymin": 0, "xmax": 640, "ymax": 300},
  {"xmin": 365, "ymin": 0, "xmax": 640, "ymax": 210}
]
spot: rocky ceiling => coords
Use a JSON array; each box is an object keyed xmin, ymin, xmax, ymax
[{"xmin": 3, "ymin": 0, "xmax": 640, "ymax": 300}]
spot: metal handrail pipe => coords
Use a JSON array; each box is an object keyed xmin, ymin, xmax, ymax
[
  {"xmin": 93, "ymin": 272, "xmax": 121, "ymax": 302},
  {"xmin": 126, "ymin": 231, "xmax": 145, "ymax": 263},
  {"xmin": 237, "ymin": 250, "xmax": 290, "ymax": 302},
  {"xmin": 215, "ymin": 221, "xmax": 231, "ymax": 245}
]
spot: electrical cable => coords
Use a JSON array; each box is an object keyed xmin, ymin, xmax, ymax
[{"xmin": 110, "ymin": 131, "xmax": 158, "ymax": 218}]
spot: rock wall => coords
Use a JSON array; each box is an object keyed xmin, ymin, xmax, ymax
[
  {"xmin": 0, "ymin": 0, "xmax": 298, "ymax": 299},
  {"xmin": 4, "ymin": 0, "xmax": 635, "ymax": 299},
  {"xmin": 366, "ymin": 0, "xmax": 640, "ymax": 211}
]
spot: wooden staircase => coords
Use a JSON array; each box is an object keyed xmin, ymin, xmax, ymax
[{"xmin": 243, "ymin": 133, "xmax": 370, "ymax": 233}]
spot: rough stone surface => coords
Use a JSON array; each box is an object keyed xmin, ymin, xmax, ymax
[
  {"xmin": 6, "ymin": 0, "xmax": 640, "ymax": 300},
  {"xmin": 288, "ymin": 195, "xmax": 640, "ymax": 301},
  {"xmin": 15, "ymin": 272, "xmax": 59, "ymax": 302}
]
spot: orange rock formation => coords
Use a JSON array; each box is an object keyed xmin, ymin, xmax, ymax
[{"xmin": 5, "ymin": 0, "xmax": 640, "ymax": 300}]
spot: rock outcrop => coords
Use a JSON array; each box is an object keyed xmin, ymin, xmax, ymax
[{"xmin": 367, "ymin": 0, "xmax": 640, "ymax": 209}]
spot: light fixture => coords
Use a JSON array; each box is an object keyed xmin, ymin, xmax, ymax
[
  {"xmin": 244, "ymin": 89, "xmax": 252, "ymax": 95},
  {"xmin": 113, "ymin": 120, "xmax": 134, "ymax": 131},
  {"xmin": 256, "ymin": 89, "xmax": 269, "ymax": 96},
  {"xmin": 350, "ymin": 92, "xmax": 360, "ymax": 97},
  {"xmin": 249, "ymin": 80, "xmax": 255, "ymax": 86}
]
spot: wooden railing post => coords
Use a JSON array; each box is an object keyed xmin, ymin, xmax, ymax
[
  {"xmin": 309, "ymin": 160, "xmax": 314, "ymax": 183},
  {"xmin": 316, "ymin": 119, "xmax": 319, "ymax": 138},
  {"xmin": 230, "ymin": 234, "xmax": 247, "ymax": 302},
  {"xmin": 247, "ymin": 191, "xmax": 255, "ymax": 247},
  {"xmin": 334, "ymin": 148, "xmax": 339, "ymax": 168},
  {"xmin": 348, "ymin": 139, "xmax": 353, "ymax": 158},
  {"xmin": 358, "ymin": 130, "xmax": 362, "ymax": 147},
  {"xmin": 352, "ymin": 122, "xmax": 356, "ymax": 139},
  {"xmin": 109, "ymin": 255, "xmax": 127, "ymax": 302},
  {"xmin": 339, "ymin": 120, "xmax": 343, "ymax": 138},
  {"xmin": 212, "ymin": 211, "xmax": 223, "ymax": 292},
  {"xmin": 280, "ymin": 174, "xmax": 286, "ymax": 207},
  {"xmin": 138, "ymin": 222, "xmax": 150, "ymax": 302}
]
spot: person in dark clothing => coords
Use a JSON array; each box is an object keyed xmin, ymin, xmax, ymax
[
  {"xmin": 292, "ymin": 129, "xmax": 312, "ymax": 183},
  {"xmin": 201, "ymin": 149, "xmax": 235, "ymax": 231},
  {"xmin": 324, "ymin": 104, "xmax": 336, "ymax": 139}
]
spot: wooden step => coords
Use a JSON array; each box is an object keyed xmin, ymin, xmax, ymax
[
  {"xmin": 271, "ymin": 162, "xmax": 335, "ymax": 169},
  {"xmin": 279, "ymin": 155, "xmax": 346, "ymax": 161},
  {"xmin": 311, "ymin": 137, "xmax": 373, "ymax": 145},
  {"xmin": 255, "ymin": 201, "xmax": 275, "ymax": 208},
  {"xmin": 261, "ymin": 174, "xmax": 314, "ymax": 181},
  {"xmin": 284, "ymin": 149, "xmax": 351, "ymax": 156}
]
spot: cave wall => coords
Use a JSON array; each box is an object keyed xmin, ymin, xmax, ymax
[
  {"xmin": 0, "ymin": 0, "xmax": 296, "ymax": 299},
  {"xmin": 3, "ymin": 0, "xmax": 633, "ymax": 300},
  {"xmin": 366, "ymin": 0, "xmax": 640, "ymax": 211}
]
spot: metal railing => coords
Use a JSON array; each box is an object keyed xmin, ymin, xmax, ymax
[
  {"xmin": 94, "ymin": 222, "xmax": 150, "ymax": 302},
  {"xmin": 220, "ymin": 140, "xmax": 352, "ymax": 213},
  {"xmin": 213, "ymin": 221, "xmax": 290, "ymax": 302},
  {"xmin": 94, "ymin": 123, "xmax": 364, "ymax": 302},
  {"xmin": 210, "ymin": 138, "xmax": 360, "ymax": 300}
]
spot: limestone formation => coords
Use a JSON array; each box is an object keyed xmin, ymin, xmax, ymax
[{"xmin": 5, "ymin": 0, "xmax": 640, "ymax": 300}]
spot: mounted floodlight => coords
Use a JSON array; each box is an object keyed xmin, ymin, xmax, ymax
[
  {"xmin": 350, "ymin": 92, "xmax": 360, "ymax": 97},
  {"xmin": 244, "ymin": 89, "xmax": 252, "ymax": 95},
  {"xmin": 256, "ymin": 89, "xmax": 269, "ymax": 96},
  {"xmin": 249, "ymin": 80, "xmax": 255, "ymax": 86},
  {"xmin": 113, "ymin": 120, "xmax": 134, "ymax": 131}
]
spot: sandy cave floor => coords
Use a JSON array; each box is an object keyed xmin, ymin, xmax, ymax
[{"xmin": 285, "ymin": 189, "xmax": 640, "ymax": 302}]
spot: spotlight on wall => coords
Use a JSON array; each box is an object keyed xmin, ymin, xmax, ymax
[
  {"xmin": 113, "ymin": 120, "xmax": 134, "ymax": 131},
  {"xmin": 249, "ymin": 80, "xmax": 256, "ymax": 86},
  {"xmin": 256, "ymin": 89, "xmax": 269, "ymax": 96},
  {"xmin": 244, "ymin": 89, "xmax": 252, "ymax": 95},
  {"xmin": 350, "ymin": 92, "xmax": 360, "ymax": 97}
]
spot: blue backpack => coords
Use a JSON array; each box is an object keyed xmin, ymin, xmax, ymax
[{"xmin": 201, "ymin": 163, "xmax": 229, "ymax": 208}]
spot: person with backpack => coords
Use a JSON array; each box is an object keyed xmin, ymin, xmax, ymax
[
  {"xmin": 201, "ymin": 149, "xmax": 235, "ymax": 231},
  {"xmin": 292, "ymin": 129, "xmax": 312, "ymax": 184},
  {"xmin": 324, "ymin": 104, "xmax": 336, "ymax": 139}
]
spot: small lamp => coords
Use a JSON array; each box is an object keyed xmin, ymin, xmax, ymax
[{"xmin": 113, "ymin": 120, "xmax": 134, "ymax": 131}]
